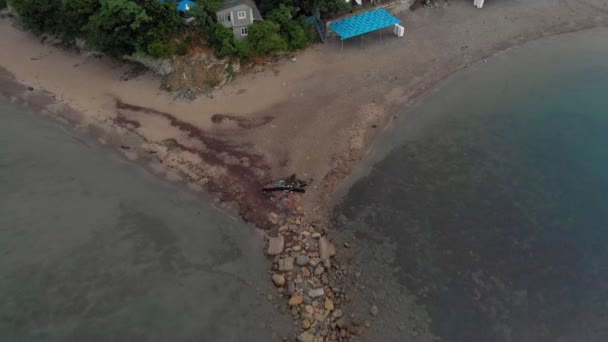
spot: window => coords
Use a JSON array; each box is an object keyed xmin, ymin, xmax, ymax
[
  {"xmin": 237, "ymin": 11, "xmax": 246, "ymax": 19},
  {"xmin": 220, "ymin": 13, "xmax": 231, "ymax": 22},
  {"xmin": 240, "ymin": 27, "xmax": 248, "ymax": 36}
]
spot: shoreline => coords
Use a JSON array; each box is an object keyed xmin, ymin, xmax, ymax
[{"xmin": 2, "ymin": 1, "xmax": 608, "ymax": 340}]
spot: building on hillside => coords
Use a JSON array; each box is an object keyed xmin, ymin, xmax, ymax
[{"xmin": 216, "ymin": 0, "xmax": 263, "ymax": 40}]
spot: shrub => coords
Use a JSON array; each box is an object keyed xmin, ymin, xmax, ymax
[
  {"xmin": 175, "ymin": 41, "xmax": 188, "ymax": 56},
  {"xmin": 248, "ymin": 21, "xmax": 287, "ymax": 56},
  {"xmin": 1, "ymin": 0, "xmax": 7, "ymax": 10},
  {"xmin": 235, "ymin": 39, "xmax": 253, "ymax": 61},
  {"xmin": 285, "ymin": 19, "xmax": 312, "ymax": 50},
  {"xmin": 208, "ymin": 23, "xmax": 238, "ymax": 58},
  {"xmin": 11, "ymin": 0, "xmax": 64, "ymax": 34},
  {"xmin": 147, "ymin": 40, "xmax": 173, "ymax": 59}
]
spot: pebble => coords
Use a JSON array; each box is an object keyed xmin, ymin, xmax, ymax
[
  {"xmin": 301, "ymin": 267, "xmax": 311, "ymax": 277},
  {"xmin": 304, "ymin": 295, "xmax": 313, "ymax": 304},
  {"xmin": 293, "ymin": 245, "xmax": 302, "ymax": 252},
  {"xmin": 335, "ymin": 317, "xmax": 346, "ymax": 328},
  {"xmin": 298, "ymin": 331, "xmax": 315, "ymax": 342},
  {"xmin": 319, "ymin": 237, "xmax": 331, "ymax": 267},
  {"xmin": 296, "ymin": 254, "xmax": 310, "ymax": 266},
  {"xmin": 313, "ymin": 312, "xmax": 325, "ymax": 322},
  {"xmin": 328, "ymin": 242, "xmax": 336, "ymax": 257},
  {"xmin": 324, "ymin": 299, "xmax": 334, "ymax": 311},
  {"xmin": 304, "ymin": 305, "xmax": 314, "ymax": 314},
  {"xmin": 268, "ymin": 212, "xmax": 279, "ymax": 224},
  {"xmin": 287, "ymin": 281, "xmax": 296, "ymax": 295},
  {"xmin": 302, "ymin": 319, "xmax": 311, "ymax": 329},
  {"xmin": 332, "ymin": 309, "xmax": 343, "ymax": 318},
  {"xmin": 370, "ymin": 305, "xmax": 379, "ymax": 316},
  {"xmin": 308, "ymin": 288, "xmax": 325, "ymax": 298},
  {"xmin": 289, "ymin": 295, "xmax": 304, "ymax": 306},
  {"xmin": 311, "ymin": 232, "xmax": 321, "ymax": 239},
  {"xmin": 314, "ymin": 265, "xmax": 325, "ymax": 276},
  {"xmin": 271, "ymin": 274, "xmax": 285, "ymax": 287},
  {"xmin": 278, "ymin": 257, "xmax": 294, "ymax": 272},
  {"xmin": 267, "ymin": 236, "xmax": 284, "ymax": 256},
  {"xmin": 343, "ymin": 242, "xmax": 351, "ymax": 248}
]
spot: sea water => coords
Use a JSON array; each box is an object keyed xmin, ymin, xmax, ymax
[{"xmin": 332, "ymin": 28, "xmax": 608, "ymax": 341}]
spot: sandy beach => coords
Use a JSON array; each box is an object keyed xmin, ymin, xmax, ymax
[
  {"xmin": 2, "ymin": 0, "xmax": 607, "ymax": 228},
  {"xmin": 2, "ymin": 0, "xmax": 608, "ymax": 339}
]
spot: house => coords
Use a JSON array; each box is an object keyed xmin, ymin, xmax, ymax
[{"xmin": 216, "ymin": 0, "xmax": 263, "ymax": 40}]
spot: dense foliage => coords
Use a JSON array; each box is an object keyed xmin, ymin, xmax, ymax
[
  {"xmin": 0, "ymin": 0, "xmax": 7, "ymax": 9},
  {"xmin": 10, "ymin": 0, "xmax": 182, "ymax": 57},
  {"xmin": 8, "ymin": 0, "xmax": 345, "ymax": 60}
]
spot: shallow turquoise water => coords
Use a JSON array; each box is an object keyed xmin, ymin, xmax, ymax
[{"xmin": 333, "ymin": 29, "xmax": 608, "ymax": 341}]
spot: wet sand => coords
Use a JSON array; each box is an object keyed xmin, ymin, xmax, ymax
[{"xmin": 0, "ymin": 100, "xmax": 290, "ymax": 341}]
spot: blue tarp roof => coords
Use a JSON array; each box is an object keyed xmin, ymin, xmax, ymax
[
  {"xmin": 329, "ymin": 8, "xmax": 400, "ymax": 40},
  {"xmin": 177, "ymin": 0, "xmax": 196, "ymax": 11}
]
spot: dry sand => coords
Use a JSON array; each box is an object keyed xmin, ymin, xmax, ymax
[{"xmin": 1, "ymin": 0, "xmax": 608, "ymax": 227}]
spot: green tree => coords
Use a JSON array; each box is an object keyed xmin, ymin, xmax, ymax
[
  {"xmin": 285, "ymin": 19, "xmax": 311, "ymax": 50},
  {"xmin": 190, "ymin": 0, "xmax": 223, "ymax": 34},
  {"xmin": 208, "ymin": 23, "xmax": 238, "ymax": 58},
  {"xmin": 267, "ymin": 5, "xmax": 311, "ymax": 51},
  {"xmin": 248, "ymin": 20, "xmax": 287, "ymax": 56},
  {"xmin": 11, "ymin": 0, "xmax": 64, "ymax": 34},
  {"xmin": 85, "ymin": 0, "xmax": 151, "ymax": 56}
]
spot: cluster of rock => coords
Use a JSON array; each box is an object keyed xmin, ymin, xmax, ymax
[{"xmin": 266, "ymin": 213, "xmax": 371, "ymax": 342}]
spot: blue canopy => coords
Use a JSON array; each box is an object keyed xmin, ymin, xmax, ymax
[
  {"xmin": 177, "ymin": 0, "xmax": 196, "ymax": 11},
  {"xmin": 329, "ymin": 8, "xmax": 400, "ymax": 40}
]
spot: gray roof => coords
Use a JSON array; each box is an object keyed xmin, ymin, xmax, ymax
[{"xmin": 219, "ymin": 0, "xmax": 263, "ymax": 21}]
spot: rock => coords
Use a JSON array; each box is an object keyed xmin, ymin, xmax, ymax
[
  {"xmin": 344, "ymin": 242, "xmax": 351, "ymax": 248},
  {"xmin": 314, "ymin": 312, "xmax": 325, "ymax": 322},
  {"xmin": 311, "ymin": 232, "xmax": 321, "ymax": 239},
  {"xmin": 296, "ymin": 254, "xmax": 310, "ymax": 266},
  {"xmin": 332, "ymin": 309, "xmax": 343, "ymax": 318},
  {"xmin": 308, "ymin": 288, "xmax": 325, "ymax": 298},
  {"xmin": 319, "ymin": 237, "xmax": 331, "ymax": 267},
  {"xmin": 269, "ymin": 212, "xmax": 279, "ymax": 224},
  {"xmin": 304, "ymin": 295, "xmax": 313, "ymax": 304},
  {"xmin": 271, "ymin": 274, "xmax": 285, "ymax": 287},
  {"xmin": 364, "ymin": 320, "xmax": 371, "ymax": 327},
  {"xmin": 298, "ymin": 331, "xmax": 315, "ymax": 342},
  {"xmin": 267, "ymin": 235, "xmax": 285, "ymax": 256},
  {"xmin": 302, "ymin": 319, "xmax": 311, "ymax": 329},
  {"xmin": 309, "ymin": 258, "xmax": 318, "ymax": 267},
  {"xmin": 287, "ymin": 281, "xmax": 296, "ymax": 295},
  {"xmin": 324, "ymin": 299, "xmax": 334, "ymax": 311},
  {"xmin": 370, "ymin": 305, "xmax": 379, "ymax": 316},
  {"xmin": 304, "ymin": 305, "xmax": 314, "ymax": 314},
  {"xmin": 328, "ymin": 242, "xmax": 336, "ymax": 257},
  {"xmin": 314, "ymin": 265, "xmax": 325, "ymax": 276},
  {"xmin": 301, "ymin": 267, "xmax": 311, "ymax": 277},
  {"xmin": 291, "ymin": 57, "xmax": 297, "ymax": 62},
  {"xmin": 336, "ymin": 317, "xmax": 346, "ymax": 328},
  {"xmin": 289, "ymin": 295, "xmax": 304, "ymax": 306},
  {"xmin": 293, "ymin": 245, "xmax": 302, "ymax": 252},
  {"xmin": 278, "ymin": 257, "xmax": 294, "ymax": 272}
]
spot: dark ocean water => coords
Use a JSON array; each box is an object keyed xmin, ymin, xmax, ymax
[{"xmin": 332, "ymin": 29, "xmax": 608, "ymax": 341}]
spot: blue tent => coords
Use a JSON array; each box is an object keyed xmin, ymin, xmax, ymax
[
  {"xmin": 329, "ymin": 8, "xmax": 400, "ymax": 47},
  {"xmin": 177, "ymin": 0, "xmax": 196, "ymax": 12},
  {"xmin": 158, "ymin": 0, "xmax": 197, "ymax": 12}
]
